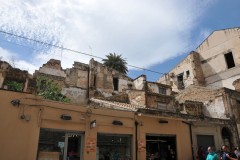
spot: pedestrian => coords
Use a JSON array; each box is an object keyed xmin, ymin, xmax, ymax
[
  {"xmin": 222, "ymin": 145, "xmax": 231, "ymax": 160},
  {"xmin": 206, "ymin": 146, "xmax": 218, "ymax": 160},
  {"xmin": 197, "ymin": 146, "xmax": 205, "ymax": 160}
]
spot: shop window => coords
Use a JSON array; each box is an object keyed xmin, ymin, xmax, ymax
[
  {"xmin": 159, "ymin": 87, "xmax": 166, "ymax": 95},
  {"xmin": 97, "ymin": 134, "xmax": 132, "ymax": 160},
  {"xmin": 177, "ymin": 73, "xmax": 184, "ymax": 89},
  {"xmin": 37, "ymin": 129, "xmax": 83, "ymax": 160},
  {"xmin": 225, "ymin": 52, "xmax": 235, "ymax": 69},
  {"xmin": 113, "ymin": 77, "xmax": 119, "ymax": 91},
  {"xmin": 146, "ymin": 135, "xmax": 176, "ymax": 160}
]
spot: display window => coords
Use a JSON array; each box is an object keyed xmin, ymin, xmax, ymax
[
  {"xmin": 97, "ymin": 134, "xmax": 132, "ymax": 160},
  {"xmin": 37, "ymin": 129, "xmax": 83, "ymax": 160},
  {"xmin": 146, "ymin": 134, "xmax": 176, "ymax": 160}
]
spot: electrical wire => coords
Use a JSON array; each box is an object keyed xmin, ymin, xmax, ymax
[{"xmin": 0, "ymin": 30, "xmax": 166, "ymax": 75}]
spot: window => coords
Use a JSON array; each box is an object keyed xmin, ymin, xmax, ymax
[
  {"xmin": 177, "ymin": 73, "xmax": 184, "ymax": 89},
  {"xmin": 37, "ymin": 129, "xmax": 83, "ymax": 160},
  {"xmin": 93, "ymin": 75, "xmax": 97, "ymax": 87},
  {"xmin": 97, "ymin": 134, "xmax": 132, "ymax": 160},
  {"xmin": 146, "ymin": 135, "xmax": 176, "ymax": 160},
  {"xmin": 113, "ymin": 77, "xmax": 119, "ymax": 91},
  {"xmin": 159, "ymin": 87, "xmax": 166, "ymax": 95},
  {"xmin": 186, "ymin": 70, "xmax": 190, "ymax": 77},
  {"xmin": 225, "ymin": 52, "xmax": 235, "ymax": 69}
]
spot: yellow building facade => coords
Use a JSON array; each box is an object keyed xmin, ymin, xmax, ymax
[{"xmin": 0, "ymin": 90, "xmax": 192, "ymax": 160}]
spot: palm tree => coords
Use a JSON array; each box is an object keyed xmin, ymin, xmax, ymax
[{"xmin": 102, "ymin": 53, "xmax": 128, "ymax": 74}]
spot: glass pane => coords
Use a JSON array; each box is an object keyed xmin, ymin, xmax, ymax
[
  {"xmin": 67, "ymin": 133, "xmax": 82, "ymax": 160},
  {"xmin": 97, "ymin": 134, "xmax": 132, "ymax": 160},
  {"xmin": 37, "ymin": 129, "xmax": 65, "ymax": 160}
]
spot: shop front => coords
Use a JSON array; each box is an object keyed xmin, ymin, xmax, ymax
[
  {"xmin": 0, "ymin": 90, "xmax": 193, "ymax": 160},
  {"xmin": 97, "ymin": 134, "xmax": 132, "ymax": 160},
  {"xmin": 146, "ymin": 134, "xmax": 176, "ymax": 160},
  {"xmin": 37, "ymin": 129, "xmax": 84, "ymax": 160}
]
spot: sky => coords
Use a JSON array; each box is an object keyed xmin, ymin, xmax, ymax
[{"xmin": 0, "ymin": 0, "xmax": 240, "ymax": 82}]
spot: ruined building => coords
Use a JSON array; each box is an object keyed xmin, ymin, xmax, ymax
[
  {"xmin": 157, "ymin": 27, "xmax": 240, "ymax": 158},
  {"xmin": 158, "ymin": 27, "xmax": 240, "ymax": 92}
]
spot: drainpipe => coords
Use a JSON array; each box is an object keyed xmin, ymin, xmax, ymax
[
  {"xmin": 182, "ymin": 121, "xmax": 194, "ymax": 160},
  {"xmin": 135, "ymin": 121, "xmax": 139, "ymax": 160}
]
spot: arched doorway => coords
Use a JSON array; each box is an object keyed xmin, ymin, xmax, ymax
[{"xmin": 222, "ymin": 127, "xmax": 232, "ymax": 148}]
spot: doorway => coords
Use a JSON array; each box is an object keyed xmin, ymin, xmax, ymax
[
  {"xmin": 37, "ymin": 129, "xmax": 83, "ymax": 160},
  {"xmin": 146, "ymin": 134, "xmax": 177, "ymax": 160},
  {"xmin": 196, "ymin": 135, "xmax": 214, "ymax": 155}
]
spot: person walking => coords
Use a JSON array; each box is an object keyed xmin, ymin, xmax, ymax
[{"xmin": 206, "ymin": 147, "xmax": 218, "ymax": 160}]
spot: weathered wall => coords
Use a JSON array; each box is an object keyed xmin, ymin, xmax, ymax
[
  {"xmin": 146, "ymin": 92, "xmax": 175, "ymax": 111},
  {"xmin": 0, "ymin": 72, "xmax": 4, "ymax": 88},
  {"xmin": 133, "ymin": 75, "xmax": 146, "ymax": 90},
  {"xmin": 137, "ymin": 116, "xmax": 192, "ymax": 160},
  {"xmin": 65, "ymin": 61, "xmax": 89, "ymax": 89},
  {"xmin": 196, "ymin": 28, "xmax": 240, "ymax": 89},
  {"xmin": 233, "ymin": 78, "xmax": 240, "ymax": 92},
  {"xmin": 158, "ymin": 52, "xmax": 204, "ymax": 93},
  {"xmin": 0, "ymin": 91, "xmax": 41, "ymax": 160},
  {"xmin": 127, "ymin": 90, "xmax": 146, "ymax": 106},
  {"xmin": 89, "ymin": 59, "xmax": 133, "ymax": 98},
  {"xmin": 176, "ymin": 86, "xmax": 230, "ymax": 119},
  {"xmin": 0, "ymin": 90, "xmax": 136, "ymax": 160},
  {"xmin": 191, "ymin": 123, "xmax": 224, "ymax": 159},
  {"xmin": 61, "ymin": 87, "xmax": 88, "ymax": 104},
  {"xmin": 203, "ymin": 96, "xmax": 227, "ymax": 119},
  {"xmin": 38, "ymin": 59, "xmax": 66, "ymax": 78},
  {"xmin": 147, "ymin": 82, "xmax": 172, "ymax": 95}
]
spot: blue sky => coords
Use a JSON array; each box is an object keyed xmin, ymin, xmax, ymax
[{"xmin": 0, "ymin": 0, "xmax": 240, "ymax": 81}]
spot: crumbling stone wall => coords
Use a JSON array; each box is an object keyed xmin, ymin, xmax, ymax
[
  {"xmin": 158, "ymin": 51, "xmax": 205, "ymax": 93},
  {"xmin": 65, "ymin": 61, "xmax": 89, "ymax": 89},
  {"xmin": 147, "ymin": 82, "xmax": 172, "ymax": 95},
  {"xmin": 176, "ymin": 85, "xmax": 231, "ymax": 119},
  {"xmin": 191, "ymin": 51, "xmax": 205, "ymax": 86},
  {"xmin": 34, "ymin": 59, "xmax": 89, "ymax": 104},
  {"xmin": 233, "ymin": 79, "xmax": 240, "ymax": 92},
  {"xmin": 133, "ymin": 75, "xmax": 146, "ymax": 91},
  {"xmin": 127, "ymin": 90, "xmax": 146, "ymax": 106},
  {"xmin": 146, "ymin": 92, "xmax": 174, "ymax": 111},
  {"xmin": 89, "ymin": 58, "xmax": 133, "ymax": 98},
  {"xmin": 0, "ymin": 61, "xmax": 33, "ymax": 92}
]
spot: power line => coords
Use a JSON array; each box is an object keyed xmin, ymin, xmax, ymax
[{"xmin": 0, "ymin": 30, "xmax": 165, "ymax": 75}]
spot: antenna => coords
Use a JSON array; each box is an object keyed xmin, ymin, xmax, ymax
[{"xmin": 89, "ymin": 46, "xmax": 92, "ymax": 57}]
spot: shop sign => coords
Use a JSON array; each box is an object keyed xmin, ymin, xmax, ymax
[{"xmin": 86, "ymin": 138, "xmax": 96, "ymax": 152}]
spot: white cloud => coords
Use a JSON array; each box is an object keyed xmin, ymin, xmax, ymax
[
  {"xmin": 0, "ymin": 0, "xmax": 214, "ymax": 71},
  {"xmin": 0, "ymin": 47, "xmax": 37, "ymax": 73},
  {"xmin": 0, "ymin": 47, "xmax": 16, "ymax": 61}
]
